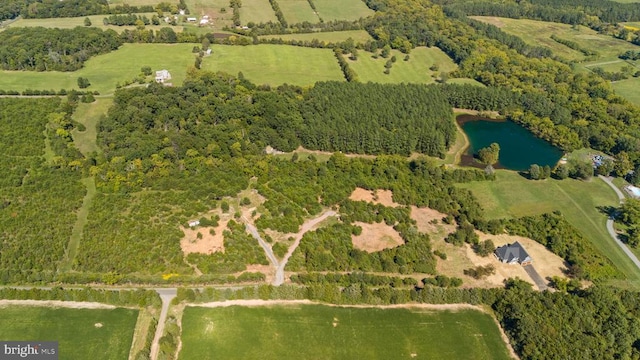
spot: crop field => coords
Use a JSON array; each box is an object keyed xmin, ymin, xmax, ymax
[
  {"xmin": 240, "ymin": 0, "xmax": 278, "ymax": 24},
  {"xmin": 179, "ymin": 304, "xmax": 512, "ymax": 360},
  {"xmin": 0, "ymin": 43, "xmax": 197, "ymax": 94},
  {"xmin": 259, "ymin": 29, "xmax": 373, "ymax": 43},
  {"xmin": 5, "ymin": 14, "xmax": 182, "ymax": 34},
  {"xmin": 202, "ymin": 44, "xmax": 344, "ymax": 85},
  {"xmin": 347, "ymin": 47, "xmax": 458, "ymax": 84},
  {"xmin": 457, "ymin": 170, "xmax": 640, "ymax": 287},
  {"xmin": 314, "ymin": 0, "xmax": 374, "ymax": 21},
  {"xmin": 0, "ymin": 306, "xmax": 138, "ymax": 360},
  {"xmin": 278, "ymin": 0, "xmax": 319, "ymax": 24},
  {"xmin": 471, "ymin": 17, "xmax": 639, "ymax": 62}
]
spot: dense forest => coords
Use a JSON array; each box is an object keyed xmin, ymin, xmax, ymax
[{"xmin": 0, "ymin": 27, "xmax": 122, "ymax": 71}]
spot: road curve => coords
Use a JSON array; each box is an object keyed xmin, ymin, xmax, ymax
[{"xmin": 598, "ymin": 176, "xmax": 640, "ymax": 270}]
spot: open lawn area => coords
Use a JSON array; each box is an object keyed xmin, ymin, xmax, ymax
[
  {"xmin": 202, "ymin": 44, "xmax": 343, "ymax": 86},
  {"xmin": 0, "ymin": 306, "xmax": 138, "ymax": 360},
  {"xmin": 471, "ymin": 17, "xmax": 639, "ymax": 62},
  {"xmin": 613, "ymin": 77, "xmax": 640, "ymax": 106},
  {"xmin": 183, "ymin": 0, "xmax": 234, "ymax": 28},
  {"xmin": 347, "ymin": 47, "xmax": 470, "ymax": 84},
  {"xmin": 259, "ymin": 29, "xmax": 372, "ymax": 43},
  {"xmin": 314, "ymin": 0, "xmax": 374, "ymax": 21},
  {"xmin": 278, "ymin": 0, "xmax": 319, "ymax": 24},
  {"xmin": 71, "ymin": 98, "xmax": 112, "ymax": 156},
  {"xmin": 179, "ymin": 304, "xmax": 512, "ymax": 360},
  {"xmin": 0, "ymin": 43, "xmax": 197, "ymax": 94},
  {"xmin": 240, "ymin": 0, "xmax": 278, "ymax": 24},
  {"xmin": 457, "ymin": 170, "xmax": 640, "ymax": 288},
  {"xmin": 4, "ymin": 14, "xmax": 183, "ymax": 34}
]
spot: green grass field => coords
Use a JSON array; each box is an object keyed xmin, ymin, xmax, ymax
[
  {"xmin": 457, "ymin": 170, "xmax": 640, "ymax": 287},
  {"xmin": 71, "ymin": 98, "xmax": 112, "ymax": 156},
  {"xmin": 240, "ymin": 0, "xmax": 278, "ymax": 24},
  {"xmin": 0, "ymin": 306, "xmax": 138, "ymax": 360},
  {"xmin": 202, "ymin": 44, "xmax": 344, "ymax": 85},
  {"xmin": 5, "ymin": 13, "xmax": 184, "ymax": 34},
  {"xmin": 313, "ymin": 0, "xmax": 374, "ymax": 21},
  {"xmin": 613, "ymin": 77, "xmax": 640, "ymax": 106},
  {"xmin": 0, "ymin": 43, "xmax": 197, "ymax": 94},
  {"xmin": 471, "ymin": 17, "xmax": 639, "ymax": 62},
  {"xmin": 108, "ymin": 0, "xmax": 168, "ymax": 5},
  {"xmin": 347, "ymin": 47, "xmax": 458, "ymax": 84},
  {"xmin": 259, "ymin": 29, "xmax": 373, "ymax": 43},
  {"xmin": 278, "ymin": 0, "xmax": 319, "ymax": 24},
  {"xmin": 179, "ymin": 305, "xmax": 512, "ymax": 360}
]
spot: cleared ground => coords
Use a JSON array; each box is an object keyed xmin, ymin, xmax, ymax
[
  {"xmin": 351, "ymin": 221, "xmax": 404, "ymax": 252},
  {"xmin": 0, "ymin": 43, "xmax": 197, "ymax": 94},
  {"xmin": 278, "ymin": 0, "xmax": 319, "ymax": 24},
  {"xmin": 202, "ymin": 44, "xmax": 344, "ymax": 86},
  {"xmin": 183, "ymin": 0, "xmax": 235, "ymax": 28},
  {"xmin": 0, "ymin": 306, "xmax": 138, "ymax": 360},
  {"xmin": 457, "ymin": 170, "xmax": 640, "ymax": 287},
  {"xmin": 347, "ymin": 47, "xmax": 467, "ymax": 84},
  {"xmin": 240, "ymin": 0, "xmax": 278, "ymax": 24},
  {"xmin": 313, "ymin": 0, "xmax": 374, "ymax": 21},
  {"xmin": 179, "ymin": 304, "xmax": 513, "ymax": 360},
  {"xmin": 259, "ymin": 29, "xmax": 373, "ymax": 43},
  {"xmin": 349, "ymin": 188, "xmax": 400, "ymax": 207}
]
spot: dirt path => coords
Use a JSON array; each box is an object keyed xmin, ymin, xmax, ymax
[
  {"xmin": 188, "ymin": 299, "xmax": 519, "ymax": 359},
  {"xmin": 60, "ymin": 176, "xmax": 96, "ymax": 272},
  {"xmin": 0, "ymin": 299, "xmax": 116, "ymax": 309},
  {"xmin": 150, "ymin": 288, "xmax": 176, "ymax": 360},
  {"xmin": 242, "ymin": 211, "xmax": 337, "ymax": 285}
]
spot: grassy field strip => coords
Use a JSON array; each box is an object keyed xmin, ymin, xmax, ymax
[
  {"xmin": 313, "ymin": 0, "xmax": 374, "ymax": 21},
  {"xmin": 0, "ymin": 306, "xmax": 138, "ymax": 360},
  {"xmin": 178, "ymin": 302, "xmax": 513, "ymax": 360},
  {"xmin": 278, "ymin": 0, "xmax": 319, "ymax": 24},
  {"xmin": 6, "ymin": 13, "xmax": 184, "ymax": 34},
  {"xmin": 259, "ymin": 29, "xmax": 373, "ymax": 43},
  {"xmin": 240, "ymin": 0, "xmax": 278, "ymax": 24},
  {"xmin": 72, "ymin": 98, "xmax": 112, "ymax": 156},
  {"xmin": 60, "ymin": 177, "xmax": 96, "ymax": 272},
  {"xmin": 457, "ymin": 171, "xmax": 640, "ymax": 287}
]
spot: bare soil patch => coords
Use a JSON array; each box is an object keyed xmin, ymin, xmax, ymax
[
  {"xmin": 349, "ymin": 188, "xmax": 400, "ymax": 207},
  {"xmin": 410, "ymin": 206, "xmax": 456, "ymax": 235},
  {"xmin": 180, "ymin": 218, "xmax": 229, "ymax": 255},
  {"xmin": 351, "ymin": 221, "xmax": 404, "ymax": 253},
  {"xmin": 453, "ymin": 108, "xmax": 501, "ymax": 118}
]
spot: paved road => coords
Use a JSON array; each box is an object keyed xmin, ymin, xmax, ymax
[
  {"xmin": 150, "ymin": 288, "xmax": 177, "ymax": 360},
  {"xmin": 523, "ymin": 265, "xmax": 548, "ymax": 291},
  {"xmin": 598, "ymin": 176, "xmax": 640, "ymax": 270}
]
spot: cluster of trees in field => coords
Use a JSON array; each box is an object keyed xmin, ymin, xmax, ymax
[
  {"xmin": 0, "ymin": 0, "xmax": 161, "ymax": 20},
  {"xmin": 617, "ymin": 199, "xmax": 640, "ymax": 247},
  {"xmin": 102, "ymin": 13, "xmax": 160, "ymax": 26},
  {"xmin": 549, "ymin": 34, "xmax": 598, "ymax": 58},
  {"xmin": 620, "ymin": 50, "xmax": 640, "ymax": 61},
  {"xmin": 0, "ymin": 27, "xmax": 122, "ymax": 71}
]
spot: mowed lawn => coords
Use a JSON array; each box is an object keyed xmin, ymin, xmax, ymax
[
  {"xmin": 0, "ymin": 43, "xmax": 197, "ymax": 94},
  {"xmin": 240, "ymin": 0, "xmax": 278, "ymax": 24},
  {"xmin": 179, "ymin": 305, "xmax": 512, "ymax": 360},
  {"xmin": 347, "ymin": 47, "xmax": 459, "ymax": 84},
  {"xmin": 0, "ymin": 306, "xmax": 138, "ymax": 360},
  {"xmin": 259, "ymin": 29, "xmax": 372, "ymax": 43},
  {"xmin": 314, "ymin": 0, "xmax": 374, "ymax": 21},
  {"xmin": 203, "ymin": 44, "xmax": 344, "ymax": 85},
  {"xmin": 457, "ymin": 170, "xmax": 640, "ymax": 287},
  {"xmin": 278, "ymin": 0, "xmax": 319, "ymax": 24}
]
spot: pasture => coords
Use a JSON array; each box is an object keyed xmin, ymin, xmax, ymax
[
  {"xmin": 613, "ymin": 77, "xmax": 640, "ymax": 106},
  {"xmin": 202, "ymin": 44, "xmax": 344, "ymax": 86},
  {"xmin": 347, "ymin": 47, "xmax": 459, "ymax": 84},
  {"xmin": 5, "ymin": 14, "xmax": 183, "ymax": 34},
  {"xmin": 278, "ymin": 0, "xmax": 319, "ymax": 24},
  {"xmin": 179, "ymin": 304, "xmax": 512, "ymax": 360},
  {"xmin": 0, "ymin": 43, "xmax": 197, "ymax": 94},
  {"xmin": 259, "ymin": 29, "xmax": 373, "ymax": 43},
  {"xmin": 183, "ymin": 0, "xmax": 234, "ymax": 28},
  {"xmin": 0, "ymin": 306, "xmax": 138, "ymax": 360},
  {"xmin": 457, "ymin": 170, "xmax": 640, "ymax": 287},
  {"xmin": 240, "ymin": 0, "xmax": 278, "ymax": 24},
  {"xmin": 313, "ymin": 0, "xmax": 374, "ymax": 21}
]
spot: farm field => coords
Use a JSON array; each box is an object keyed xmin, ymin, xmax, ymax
[
  {"xmin": 179, "ymin": 304, "xmax": 512, "ymax": 360},
  {"xmin": 107, "ymin": 0, "xmax": 167, "ymax": 5},
  {"xmin": 347, "ymin": 47, "xmax": 458, "ymax": 84},
  {"xmin": 202, "ymin": 44, "xmax": 344, "ymax": 86},
  {"xmin": 471, "ymin": 17, "xmax": 639, "ymax": 62},
  {"xmin": 613, "ymin": 77, "xmax": 640, "ymax": 106},
  {"xmin": 4, "ymin": 14, "xmax": 183, "ymax": 34},
  {"xmin": 240, "ymin": 0, "xmax": 278, "ymax": 24},
  {"xmin": 259, "ymin": 29, "xmax": 373, "ymax": 43},
  {"xmin": 278, "ymin": 0, "xmax": 319, "ymax": 24},
  {"xmin": 183, "ymin": 0, "xmax": 234, "ymax": 28},
  {"xmin": 457, "ymin": 170, "xmax": 640, "ymax": 288},
  {"xmin": 313, "ymin": 0, "xmax": 374, "ymax": 21},
  {"xmin": 0, "ymin": 43, "xmax": 197, "ymax": 94},
  {"xmin": 0, "ymin": 306, "xmax": 138, "ymax": 360}
]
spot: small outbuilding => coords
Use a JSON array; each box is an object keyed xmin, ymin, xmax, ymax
[
  {"xmin": 188, "ymin": 220, "xmax": 200, "ymax": 227},
  {"xmin": 155, "ymin": 69, "xmax": 171, "ymax": 83},
  {"xmin": 494, "ymin": 241, "xmax": 532, "ymax": 265}
]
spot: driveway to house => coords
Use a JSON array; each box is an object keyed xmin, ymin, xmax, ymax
[
  {"xmin": 523, "ymin": 264, "xmax": 547, "ymax": 291},
  {"xmin": 598, "ymin": 176, "xmax": 640, "ymax": 270}
]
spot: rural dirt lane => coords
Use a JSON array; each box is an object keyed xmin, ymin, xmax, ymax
[
  {"xmin": 598, "ymin": 176, "xmax": 640, "ymax": 270},
  {"xmin": 150, "ymin": 288, "xmax": 177, "ymax": 360}
]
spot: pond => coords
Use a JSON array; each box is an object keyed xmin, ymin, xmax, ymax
[{"xmin": 458, "ymin": 115, "xmax": 563, "ymax": 171}]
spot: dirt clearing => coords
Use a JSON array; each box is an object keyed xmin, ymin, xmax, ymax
[
  {"xmin": 180, "ymin": 218, "xmax": 229, "ymax": 255},
  {"xmin": 351, "ymin": 221, "xmax": 404, "ymax": 253},
  {"xmin": 349, "ymin": 188, "xmax": 400, "ymax": 207},
  {"xmin": 410, "ymin": 206, "xmax": 456, "ymax": 235}
]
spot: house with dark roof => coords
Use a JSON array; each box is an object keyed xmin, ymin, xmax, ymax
[{"xmin": 494, "ymin": 241, "xmax": 532, "ymax": 265}]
